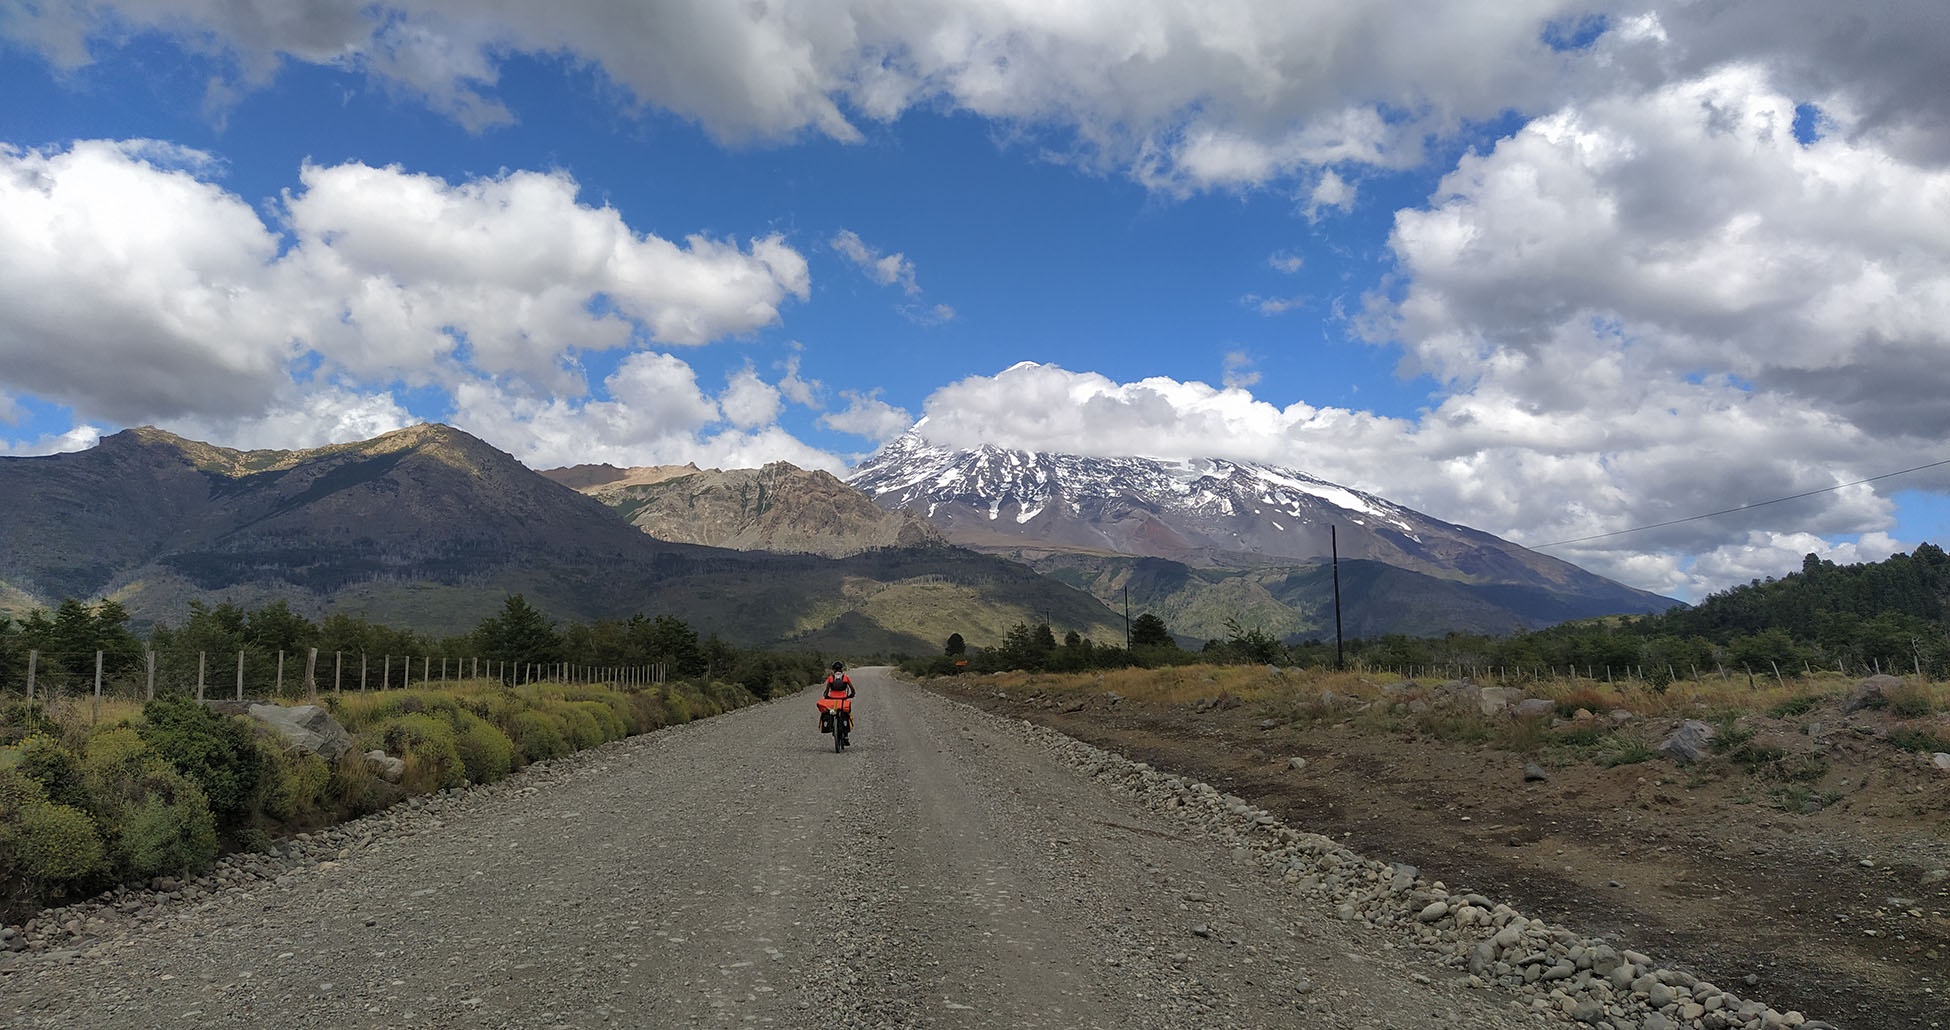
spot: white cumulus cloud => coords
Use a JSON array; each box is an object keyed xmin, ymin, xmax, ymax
[
  {"xmin": 0, "ymin": 139, "xmax": 812, "ymax": 432},
  {"xmin": 24, "ymin": 1, "xmax": 1947, "ymax": 194},
  {"xmin": 819, "ymin": 390, "xmax": 913, "ymax": 443}
]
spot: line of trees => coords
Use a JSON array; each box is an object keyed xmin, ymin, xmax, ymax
[{"xmin": 0, "ymin": 594, "xmax": 829, "ymax": 703}]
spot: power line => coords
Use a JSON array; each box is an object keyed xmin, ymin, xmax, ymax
[{"xmin": 1532, "ymin": 455, "xmax": 1950, "ymax": 548}]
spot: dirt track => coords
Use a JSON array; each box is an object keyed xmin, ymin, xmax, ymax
[{"xmin": 2, "ymin": 670, "xmax": 1544, "ymax": 1029}]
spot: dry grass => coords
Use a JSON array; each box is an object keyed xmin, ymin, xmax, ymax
[{"xmin": 960, "ymin": 664, "xmax": 1944, "ymax": 736}]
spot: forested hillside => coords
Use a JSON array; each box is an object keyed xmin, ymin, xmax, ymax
[{"xmin": 1324, "ymin": 544, "xmax": 1950, "ymax": 678}]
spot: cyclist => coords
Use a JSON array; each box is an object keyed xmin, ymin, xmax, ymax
[{"xmin": 818, "ymin": 661, "xmax": 855, "ymax": 737}]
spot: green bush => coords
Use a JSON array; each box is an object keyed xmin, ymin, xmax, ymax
[
  {"xmin": 569, "ymin": 701, "xmax": 626, "ymax": 743},
  {"xmin": 16, "ymin": 734, "xmax": 89, "ymax": 810},
  {"xmin": 509, "ymin": 710, "xmax": 570, "ymax": 762},
  {"xmin": 549, "ymin": 702, "xmax": 604, "ymax": 750},
  {"xmin": 138, "ymin": 698, "xmax": 263, "ymax": 829},
  {"xmin": 254, "ymin": 740, "xmax": 332, "ymax": 824},
  {"xmin": 374, "ymin": 714, "xmax": 466, "ymax": 792},
  {"xmin": 663, "ymin": 694, "xmax": 693, "ymax": 725},
  {"xmin": 451, "ymin": 711, "xmax": 515, "ymax": 783},
  {"xmin": 2, "ymin": 799, "xmax": 106, "ymax": 891},
  {"xmin": 110, "ymin": 768, "xmax": 219, "ymax": 880},
  {"xmin": 81, "ymin": 726, "xmax": 151, "ymax": 797}
]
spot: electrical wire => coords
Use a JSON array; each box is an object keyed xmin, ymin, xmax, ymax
[{"xmin": 1531, "ymin": 455, "xmax": 1950, "ymax": 548}]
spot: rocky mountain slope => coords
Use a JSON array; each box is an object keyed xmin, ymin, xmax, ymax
[
  {"xmin": 539, "ymin": 461, "xmax": 942, "ymax": 558},
  {"xmin": 849, "ymin": 429, "xmax": 1678, "ymax": 639},
  {"xmin": 0, "ymin": 425, "xmax": 1121, "ymax": 651}
]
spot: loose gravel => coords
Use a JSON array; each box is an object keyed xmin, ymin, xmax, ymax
[{"xmin": 0, "ymin": 670, "xmax": 1831, "ymax": 1028}]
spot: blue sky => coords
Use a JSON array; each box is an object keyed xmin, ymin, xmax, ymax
[{"xmin": 2, "ymin": 2, "xmax": 1947, "ymax": 600}]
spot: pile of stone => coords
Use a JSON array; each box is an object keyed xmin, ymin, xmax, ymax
[{"xmin": 1000, "ymin": 710, "xmax": 1834, "ymax": 1030}]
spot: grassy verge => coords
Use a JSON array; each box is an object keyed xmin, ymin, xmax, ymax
[{"xmin": 0, "ymin": 677, "xmax": 755, "ymax": 921}]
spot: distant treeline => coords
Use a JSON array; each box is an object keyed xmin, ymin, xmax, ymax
[
  {"xmin": 910, "ymin": 544, "xmax": 1950, "ymax": 681},
  {"xmin": 0, "ymin": 594, "xmax": 829, "ymax": 701}
]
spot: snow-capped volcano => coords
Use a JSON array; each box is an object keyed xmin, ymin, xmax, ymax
[{"xmin": 848, "ymin": 428, "xmax": 1676, "ymax": 631}]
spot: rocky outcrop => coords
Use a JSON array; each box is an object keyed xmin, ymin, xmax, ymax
[
  {"xmin": 543, "ymin": 460, "xmax": 945, "ymax": 557},
  {"xmin": 247, "ymin": 703, "xmax": 355, "ymax": 763}
]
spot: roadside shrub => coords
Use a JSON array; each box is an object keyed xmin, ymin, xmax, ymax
[
  {"xmin": 1, "ymin": 799, "xmax": 106, "ymax": 894},
  {"xmin": 374, "ymin": 714, "xmax": 465, "ymax": 792},
  {"xmin": 509, "ymin": 710, "xmax": 570, "ymax": 762},
  {"xmin": 1767, "ymin": 695, "xmax": 1822, "ymax": 719},
  {"xmin": 570, "ymin": 701, "xmax": 626, "ymax": 743},
  {"xmin": 138, "ymin": 698, "xmax": 263, "ymax": 829},
  {"xmin": 0, "ymin": 767, "xmax": 47, "ymax": 813},
  {"xmin": 109, "ymin": 767, "xmax": 219, "ymax": 880},
  {"xmin": 1887, "ymin": 683, "xmax": 1937, "ymax": 719},
  {"xmin": 450, "ymin": 711, "xmax": 515, "ymax": 783},
  {"xmin": 549, "ymin": 702, "xmax": 604, "ymax": 750},
  {"xmin": 254, "ymin": 740, "xmax": 332, "ymax": 824},
  {"xmin": 329, "ymin": 750, "xmax": 392, "ymax": 816},
  {"xmin": 15, "ymin": 733, "xmax": 88, "ymax": 810},
  {"xmin": 663, "ymin": 694, "xmax": 693, "ymax": 725},
  {"xmin": 1598, "ymin": 734, "xmax": 1658, "ymax": 767},
  {"xmin": 80, "ymin": 726, "xmax": 151, "ymax": 798}
]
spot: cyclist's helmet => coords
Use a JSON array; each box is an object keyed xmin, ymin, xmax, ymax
[{"xmin": 830, "ymin": 661, "xmax": 845, "ymax": 673}]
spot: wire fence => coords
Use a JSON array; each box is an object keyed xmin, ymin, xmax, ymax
[{"xmin": 3, "ymin": 649, "xmax": 673, "ymax": 708}]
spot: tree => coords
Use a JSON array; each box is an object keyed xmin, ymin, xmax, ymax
[
  {"xmin": 944, "ymin": 633, "xmax": 966, "ymax": 656},
  {"xmin": 472, "ymin": 594, "xmax": 563, "ymax": 665},
  {"xmin": 1130, "ymin": 613, "xmax": 1174, "ymax": 649},
  {"xmin": 633, "ymin": 615, "xmax": 705, "ymax": 678}
]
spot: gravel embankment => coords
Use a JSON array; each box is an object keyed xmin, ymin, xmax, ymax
[{"xmin": 0, "ymin": 670, "xmax": 1829, "ymax": 1028}]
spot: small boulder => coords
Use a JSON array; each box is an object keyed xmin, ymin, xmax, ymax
[
  {"xmin": 1845, "ymin": 674, "xmax": 1902, "ymax": 713},
  {"xmin": 248, "ymin": 703, "xmax": 355, "ymax": 763},
  {"xmin": 1608, "ymin": 709, "xmax": 1636, "ymax": 725},
  {"xmin": 1287, "ymin": 757, "xmax": 1308, "ymax": 772},
  {"xmin": 1524, "ymin": 763, "xmax": 1552, "ymax": 783},
  {"xmin": 1476, "ymin": 686, "xmax": 1525, "ymax": 717},
  {"xmin": 1515, "ymin": 698, "xmax": 1557, "ymax": 719},
  {"xmin": 1659, "ymin": 720, "xmax": 1717, "ymax": 764},
  {"xmin": 1932, "ymin": 752, "xmax": 1950, "ymax": 773},
  {"xmin": 364, "ymin": 750, "xmax": 405, "ymax": 784}
]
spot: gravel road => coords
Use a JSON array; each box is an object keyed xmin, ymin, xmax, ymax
[{"xmin": 3, "ymin": 669, "xmax": 1546, "ymax": 1029}]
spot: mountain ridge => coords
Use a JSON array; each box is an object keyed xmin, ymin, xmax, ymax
[
  {"xmin": 0, "ymin": 425, "xmax": 1120, "ymax": 650},
  {"xmin": 847, "ymin": 429, "xmax": 1678, "ymax": 639}
]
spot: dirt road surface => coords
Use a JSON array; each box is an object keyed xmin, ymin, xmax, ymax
[{"xmin": 3, "ymin": 669, "xmax": 1548, "ymax": 1029}]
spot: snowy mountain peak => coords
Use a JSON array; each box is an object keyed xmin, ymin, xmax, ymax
[{"xmin": 848, "ymin": 429, "xmax": 1421, "ymax": 549}]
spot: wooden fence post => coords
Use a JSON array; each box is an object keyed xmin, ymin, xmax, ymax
[
  {"xmin": 276, "ymin": 650, "xmax": 285, "ymax": 695},
  {"xmin": 305, "ymin": 647, "xmax": 318, "ymax": 701},
  {"xmin": 361, "ymin": 653, "xmax": 368, "ymax": 691},
  {"xmin": 25, "ymin": 649, "xmax": 35, "ymax": 701},
  {"xmin": 422, "ymin": 656, "xmax": 429, "ymax": 685},
  {"xmin": 197, "ymin": 651, "xmax": 206, "ymax": 702},
  {"xmin": 334, "ymin": 651, "xmax": 342, "ymax": 696},
  {"xmin": 146, "ymin": 650, "xmax": 157, "ymax": 701},
  {"xmin": 237, "ymin": 650, "xmax": 245, "ymax": 701},
  {"xmin": 383, "ymin": 654, "xmax": 390, "ymax": 690},
  {"xmin": 93, "ymin": 650, "xmax": 103, "ymax": 724}
]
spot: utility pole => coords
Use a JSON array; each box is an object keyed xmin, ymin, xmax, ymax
[{"xmin": 1332, "ymin": 524, "xmax": 1345, "ymax": 671}]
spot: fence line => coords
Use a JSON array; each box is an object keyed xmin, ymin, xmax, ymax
[{"xmin": 5, "ymin": 649, "xmax": 675, "ymax": 706}]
